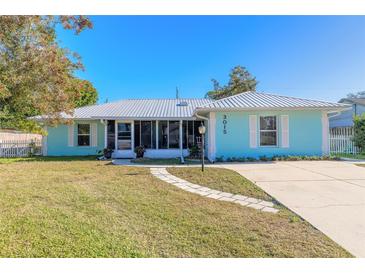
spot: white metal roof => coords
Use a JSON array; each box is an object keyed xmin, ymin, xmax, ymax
[
  {"xmin": 49, "ymin": 98, "xmax": 213, "ymax": 120},
  {"xmin": 195, "ymin": 91, "xmax": 349, "ymax": 112},
  {"xmin": 33, "ymin": 92, "xmax": 349, "ymax": 121}
]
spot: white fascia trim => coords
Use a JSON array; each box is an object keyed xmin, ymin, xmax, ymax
[
  {"xmin": 90, "ymin": 116, "xmax": 198, "ymax": 121},
  {"xmin": 195, "ymin": 106, "xmax": 351, "ymax": 113}
]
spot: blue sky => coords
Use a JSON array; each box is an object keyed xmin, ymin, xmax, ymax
[{"xmin": 57, "ymin": 16, "xmax": 365, "ymax": 103}]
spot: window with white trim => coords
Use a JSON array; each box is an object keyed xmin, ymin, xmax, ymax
[
  {"xmin": 259, "ymin": 116, "xmax": 277, "ymax": 146},
  {"xmin": 77, "ymin": 124, "xmax": 90, "ymax": 146}
]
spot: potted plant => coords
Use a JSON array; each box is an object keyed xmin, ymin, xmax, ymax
[
  {"xmin": 134, "ymin": 146, "xmax": 146, "ymax": 158},
  {"xmin": 97, "ymin": 148, "xmax": 114, "ymax": 160},
  {"xmin": 103, "ymin": 148, "xmax": 114, "ymax": 159}
]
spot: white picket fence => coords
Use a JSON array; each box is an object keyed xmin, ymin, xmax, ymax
[
  {"xmin": 329, "ymin": 127, "xmax": 360, "ymax": 155},
  {"xmin": 0, "ymin": 140, "xmax": 42, "ymax": 158}
]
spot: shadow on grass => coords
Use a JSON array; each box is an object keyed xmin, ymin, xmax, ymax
[{"xmin": 0, "ymin": 155, "xmax": 100, "ymax": 163}]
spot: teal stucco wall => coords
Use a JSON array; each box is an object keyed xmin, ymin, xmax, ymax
[
  {"xmin": 46, "ymin": 120, "xmax": 105, "ymax": 156},
  {"xmin": 215, "ymin": 110, "xmax": 324, "ymax": 159}
]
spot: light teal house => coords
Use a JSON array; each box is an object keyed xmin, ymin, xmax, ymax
[{"xmin": 38, "ymin": 92, "xmax": 348, "ymax": 161}]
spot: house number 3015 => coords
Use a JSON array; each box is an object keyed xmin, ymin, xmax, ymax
[{"xmin": 223, "ymin": 114, "xmax": 228, "ymax": 134}]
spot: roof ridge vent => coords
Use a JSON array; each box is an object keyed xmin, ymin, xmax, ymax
[{"xmin": 176, "ymin": 101, "xmax": 188, "ymax": 107}]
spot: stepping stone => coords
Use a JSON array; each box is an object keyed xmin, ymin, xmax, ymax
[
  {"xmin": 186, "ymin": 188, "xmax": 200, "ymax": 194},
  {"xmin": 149, "ymin": 168, "xmax": 278, "ymax": 214},
  {"xmin": 245, "ymin": 197, "xmax": 260, "ymax": 204},
  {"xmin": 247, "ymin": 203, "xmax": 265, "ymax": 210},
  {"xmin": 258, "ymin": 200, "xmax": 275, "ymax": 207},
  {"xmin": 261, "ymin": 207, "xmax": 279, "ymax": 213},
  {"xmin": 219, "ymin": 196, "xmax": 236, "ymax": 202},
  {"xmin": 196, "ymin": 191, "xmax": 210, "ymax": 196},
  {"xmin": 207, "ymin": 189, "xmax": 222, "ymax": 195},
  {"xmin": 175, "ymin": 179, "xmax": 189, "ymax": 184},
  {"xmin": 187, "ymin": 183, "xmax": 200, "ymax": 189},
  {"xmin": 234, "ymin": 200, "xmax": 250, "ymax": 206},
  {"xmin": 232, "ymin": 194, "xmax": 248, "ymax": 201},
  {"xmin": 198, "ymin": 187, "xmax": 211, "ymax": 192},
  {"xmin": 206, "ymin": 193, "xmax": 221, "ymax": 199},
  {"xmin": 181, "ymin": 187, "xmax": 194, "ymax": 192},
  {"xmin": 220, "ymin": 192, "xmax": 234, "ymax": 198}
]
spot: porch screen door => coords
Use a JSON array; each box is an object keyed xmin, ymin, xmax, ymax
[{"xmin": 117, "ymin": 122, "xmax": 132, "ymax": 150}]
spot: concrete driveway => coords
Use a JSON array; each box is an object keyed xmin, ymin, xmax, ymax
[{"xmin": 223, "ymin": 161, "xmax": 365, "ymax": 257}]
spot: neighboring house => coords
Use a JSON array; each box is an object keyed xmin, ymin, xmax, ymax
[
  {"xmin": 329, "ymin": 98, "xmax": 365, "ymax": 128},
  {"xmin": 35, "ymin": 92, "xmax": 348, "ymax": 161}
]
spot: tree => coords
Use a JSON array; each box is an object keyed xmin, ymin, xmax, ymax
[
  {"xmin": 205, "ymin": 65, "xmax": 257, "ymax": 100},
  {"xmin": 347, "ymin": 91, "xmax": 365, "ymax": 99},
  {"xmin": 353, "ymin": 114, "xmax": 365, "ymax": 152},
  {"xmin": 0, "ymin": 16, "xmax": 94, "ymax": 133},
  {"xmin": 72, "ymin": 78, "xmax": 98, "ymax": 107}
]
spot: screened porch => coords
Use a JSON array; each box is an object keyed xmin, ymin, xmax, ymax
[{"xmin": 105, "ymin": 119, "xmax": 205, "ymax": 158}]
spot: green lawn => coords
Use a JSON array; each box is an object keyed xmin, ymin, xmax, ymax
[
  {"xmin": 0, "ymin": 158, "xmax": 351, "ymax": 257},
  {"xmin": 168, "ymin": 167, "xmax": 271, "ymax": 201},
  {"xmin": 331, "ymin": 153, "xmax": 365, "ymax": 160},
  {"xmin": 131, "ymin": 157, "xmax": 182, "ymax": 165}
]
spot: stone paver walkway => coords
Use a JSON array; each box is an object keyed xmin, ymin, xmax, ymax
[{"xmin": 150, "ymin": 167, "xmax": 279, "ymax": 213}]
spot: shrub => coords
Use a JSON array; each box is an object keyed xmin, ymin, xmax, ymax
[
  {"xmin": 353, "ymin": 114, "xmax": 365, "ymax": 151},
  {"xmin": 189, "ymin": 145, "xmax": 200, "ymax": 159},
  {"xmin": 259, "ymin": 155, "xmax": 269, "ymax": 161},
  {"xmin": 134, "ymin": 146, "xmax": 146, "ymax": 158},
  {"xmin": 27, "ymin": 141, "xmax": 37, "ymax": 157},
  {"xmin": 246, "ymin": 157, "xmax": 256, "ymax": 162},
  {"xmin": 215, "ymin": 156, "xmax": 224, "ymax": 162}
]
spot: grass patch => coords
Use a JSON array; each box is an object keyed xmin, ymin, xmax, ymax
[
  {"xmin": 0, "ymin": 155, "xmax": 97, "ymax": 164},
  {"xmin": 0, "ymin": 159, "xmax": 352, "ymax": 257},
  {"xmin": 131, "ymin": 157, "xmax": 181, "ymax": 165},
  {"xmin": 167, "ymin": 167, "xmax": 271, "ymax": 201},
  {"xmin": 331, "ymin": 153, "xmax": 365, "ymax": 160}
]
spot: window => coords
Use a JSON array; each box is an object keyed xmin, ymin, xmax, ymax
[
  {"xmin": 77, "ymin": 124, "xmax": 90, "ymax": 146},
  {"xmin": 169, "ymin": 121, "xmax": 180, "ymax": 148},
  {"xmin": 107, "ymin": 120, "xmax": 115, "ymax": 149},
  {"xmin": 194, "ymin": 121, "xmax": 204, "ymax": 146},
  {"xmin": 260, "ymin": 116, "xmax": 277, "ymax": 146},
  {"xmin": 158, "ymin": 121, "xmax": 168, "ymax": 149},
  {"xmin": 134, "ymin": 121, "xmax": 140, "ymax": 147},
  {"xmin": 182, "ymin": 121, "xmax": 188, "ymax": 149},
  {"xmin": 141, "ymin": 121, "xmax": 152, "ymax": 148},
  {"xmin": 134, "ymin": 121, "xmax": 157, "ymax": 149},
  {"xmin": 182, "ymin": 120, "xmax": 204, "ymax": 149},
  {"xmin": 156, "ymin": 120, "xmax": 204, "ymax": 149},
  {"xmin": 187, "ymin": 121, "xmax": 194, "ymax": 148},
  {"xmin": 152, "ymin": 121, "xmax": 156, "ymax": 149}
]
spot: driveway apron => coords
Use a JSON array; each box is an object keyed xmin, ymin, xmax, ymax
[{"xmin": 224, "ymin": 161, "xmax": 365, "ymax": 257}]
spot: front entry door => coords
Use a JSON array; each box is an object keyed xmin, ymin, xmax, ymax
[{"xmin": 116, "ymin": 122, "xmax": 134, "ymax": 158}]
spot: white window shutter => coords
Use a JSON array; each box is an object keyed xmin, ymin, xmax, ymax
[
  {"xmin": 281, "ymin": 115, "xmax": 289, "ymax": 148},
  {"xmin": 91, "ymin": 123, "xmax": 97, "ymax": 147},
  {"xmin": 249, "ymin": 115, "xmax": 257, "ymax": 148},
  {"xmin": 68, "ymin": 124, "xmax": 74, "ymax": 147}
]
